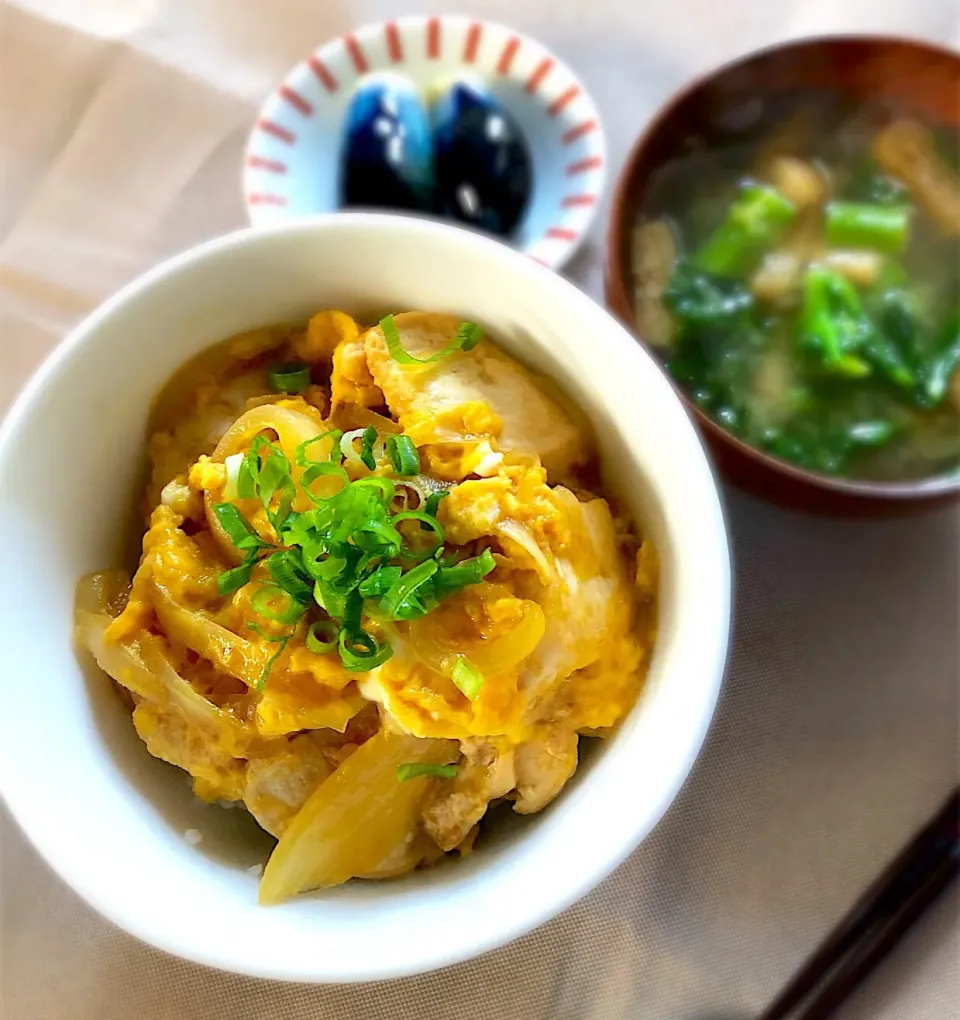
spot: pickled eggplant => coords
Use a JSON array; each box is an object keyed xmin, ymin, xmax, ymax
[
  {"xmin": 339, "ymin": 72, "xmax": 434, "ymax": 212},
  {"xmin": 432, "ymin": 78, "xmax": 532, "ymax": 238}
]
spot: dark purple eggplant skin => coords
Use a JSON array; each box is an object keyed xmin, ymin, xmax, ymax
[
  {"xmin": 339, "ymin": 72, "xmax": 434, "ymax": 213},
  {"xmin": 432, "ymin": 80, "xmax": 532, "ymax": 238}
]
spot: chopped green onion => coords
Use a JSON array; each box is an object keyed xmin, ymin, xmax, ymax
[
  {"xmin": 307, "ymin": 553, "xmax": 348, "ymax": 582},
  {"xmin": 453, "ymin": 321, "xmax": 485, "ymax": 352},
  {"xmin": 360, "ymin": 426, "xmax": 378, "ymax": 470},
  {"xmin": 217, "ymin": 552, "xmax": 257, "ymax": 596},
  {"xmin": 341, "ymin": 587, "xmax": 363, "ymax": 636},
  {"xmin": 246, "ymin": 621, "xmax": 294, "ymax": 689},
  {"xmin": 338, "ymin": 627, "xmax": 393, "ymax": 672},
  {"xmin": 433, "ymin": 548, "xmax": 497, "ymax": 601},
  {"xmin": 349, "ymin": 476, "xmax": 396, "ymax": 501},
  {"xmin": 356, "ymin": 550, "xmax": 385, "ymax": 575},
  {"xmin": 380, "ymin": 314, "xmax": 485, "ymax": 366},
  {"xmin": 451, "ymin": 657, "xmax": 485, "ymax": 700},
  {"xmin": 313, "ymin": 560, "xmax": 363, "ymax": 620},
  {"xmin": 423, "ymin": 490, "xmax": 449, "ymax": 517},
  {"xmin": 212, "ymin": 406, "xmax": 505, "ymax": 676},
  {"xmin": 386, "ymin": 434, "xmax": 420, "ymax": 476},
  {"xmin": 255, "ymin": 446, "xmax": 294, "ymax": 525},
  {"xmin": 247, "ymin": 621, "xmax": 292, "ymax": 642},
  {"xmin": 213, "ymin": 503, "xmax": 269, "ymax": 552},
  {"xmin": 393, "ymin": 511, "xmax": 444, "ymax": 560},
  {"xmin": 236, "ymin": 455, "xmax": 257, "ymax": 500},
  {"xmin": 306, "ymin": 619, "xmax": 339, "ymax": 654},
  {"xmin": 251, "ymin": 584, "xmax": 307, "ymax": 625},
  {"xmin": 396, "ymin": 762, "xmax": 458, "ymax": 783},
  {"xmin": 236, "ymin": 437, "xmax": 296, "ymax": 531},
  {"xmin": 255, "ymin": 636, "xmax": 290, "ymax": 691},
  {"xmin": 358, "ymin": 565, "xmax": 402, "ymax": 599},
  {"xmin": 266, "ymin": 550, "xmax": 313, "ymax": 602},
  {"xmin": 295, "ymin": 430, "xmax": 342, "ymax": 467},
  {"xmin": 380, "ymin": 559, "xmax": 438, "ymax": 620},
  {"xmin": 269, "ymin": 362, "xmax": 312, "ymax": 394},
  {"xmin": 301, "ymin": 462, "xmax": 349, "ymax": 504}
]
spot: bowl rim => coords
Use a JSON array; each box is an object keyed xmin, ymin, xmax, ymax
[
  {"xmin": 241, "ymin": 13, "xmax": 608, "ymax": 271},
  {"xmin": 0, "ymin": 213, "xmax": 730, "ymax": 981},
  {"xmin": 605, "ymin": 33, "xmax": 960, "ymax": 505}
]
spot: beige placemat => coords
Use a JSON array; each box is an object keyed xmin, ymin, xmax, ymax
[{"xmin": 1, "ymin": 2, "xmax": 958, "ymax": 1018}]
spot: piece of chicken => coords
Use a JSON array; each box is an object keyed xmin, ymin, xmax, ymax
[
  {"xmin": 421, "ymin": 739, "xmax": 516, "ymax": 851},
  {"xmin": 516, "ymin": 494, "xmax": 633, "ymax": 711},
  {"xmin": 364, "ymin": 312, "xmax": 587, "ymax": 478},
  {"xmin": 331, "ymin": 333, "xmax": 384, "ymax": 412},
  {"xmin": 513, "ymin": 728, "xmax": 579, "ymax": 814},
  {"xmin": 243, "ymin": 733, "xmax": 333, "ymax": 837},
  {"xmin": 132, "ymin": 700, "xmax": 247, "ymax": 803}
]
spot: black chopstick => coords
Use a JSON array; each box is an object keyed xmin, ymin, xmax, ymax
[{"xmin": 758, "ymin": 787, "xmax": 959, "ymax": 1020}]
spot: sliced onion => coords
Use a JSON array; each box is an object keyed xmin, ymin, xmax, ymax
[
  {"xmin": 391, "ymin": 479, "xmax": 427, "ymax": 512},
  {"xmin": 496, "ymin": 520, "xmax": 557, "ymax": 584},
  {"xmin": 407, "ymin": 583, "xmax": 546, "ymax": 678},
  {"xmin": 212, "ymin": 404, "xmax": 322, "ymax": 463},
  {"xmin": 258, "ymin": 729, "xmax": 458, "ymax": 902},
  {"xmin": 77, "ymin": 609, "xmax": 255, "ymax": 754},
  {"xmin": 339, "ymin": 428, "xmax": 367, "ymax": 467},
  {"xmin": 77, "ymin": 609, "xmax": 164, "ymax": 701},
  {"xmin": 150, "ymin": 581, "xmax": 274, "ymax": 690},
  {"xmin": 75, "ymin": 570, "xmax": 131, "ymax": 616},
  {"xmin": 330, "ymin": 405, "xmax": 402, "ymax": 435}
]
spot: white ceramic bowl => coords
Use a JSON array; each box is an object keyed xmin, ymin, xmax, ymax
[
  {"xmin": 243, "ymin": 15, "xmax": 606, "ymax": 269},
  {"xmin": 0, "ymin": 215, "xmax": 729, "ymax": 982}
]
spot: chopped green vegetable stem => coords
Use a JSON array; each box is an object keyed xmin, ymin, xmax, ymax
[
  {"xmin": 269, "ymin": 362, "xmax": 312, "ymax": 394},
  {"xmin": 380, "ymin": 314, "xmax": 484, "ymax": 366},
  {"xmin": 396, "ymin": 762, "xmax": 458, "ymax": 783},
  {"xmin": 694, "ymin": 182, "xmax": 796, "ymax": 277},
  {"xmin": 825, "ymin": 202, "xmax": 910, "ymax": 255}
]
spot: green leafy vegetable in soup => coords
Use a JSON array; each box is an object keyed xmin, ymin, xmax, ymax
[{"xmin": 632, "ymin": 98, "xmax": 960, "ymax": 481}]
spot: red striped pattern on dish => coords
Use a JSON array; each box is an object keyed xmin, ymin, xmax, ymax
[
  {"xmin": 247, "ymin": 156, "xmax": 287, "ymax": 173},
  {"xmin": 463, "ymin": 22, "xmax": 482, "ymax": 62},
  {"xmin": 308, "ymin": 56, "xmax": 338, "ymax": 93},
  {"xmin": 258, "ymin": 120, "xmax": 295, "ymax": 144},
  {"xmin": 427, "ymin": 17, "xmax": 441, "ymax": 58},
  {"xmin": 385, "ymin": 22, "xmax": 403, "ymax": 62},
  {"xmin": 278, "ymin": 85, "xmax": 312, "ymax": 116},
  {"xmin": 497, "ymin": 36, "xmax": 520, "ymax": 74},
  {"xmin": 344, "ymin": 34, "xmax": 368, "ymax": 72}
]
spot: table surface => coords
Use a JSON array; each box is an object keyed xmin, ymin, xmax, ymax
[{"xmin": 1, "ymin": 1, "xmax": 958, "ymax": 1018}]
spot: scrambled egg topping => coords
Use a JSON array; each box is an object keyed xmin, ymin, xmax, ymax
[{"xmin": 76, "ymin": 311, "xmax": 656, "ymax": 902}]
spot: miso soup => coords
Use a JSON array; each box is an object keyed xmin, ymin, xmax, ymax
[{"xmin": 632, "ymin": 95, "xmax": 960, "ymax": 482}]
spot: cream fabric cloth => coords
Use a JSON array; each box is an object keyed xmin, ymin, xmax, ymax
[{"xmin": 1, "ymin": 2, "xmax": 959, "ymax": 1017}]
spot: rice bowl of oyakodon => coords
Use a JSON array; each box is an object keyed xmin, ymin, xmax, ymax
[{"xmin": 0, "ymin": 214, "xmax": 729, "ymax": 981}]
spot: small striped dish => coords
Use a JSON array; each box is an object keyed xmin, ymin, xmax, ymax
[{"xmin": 243, "ymin": 15, "xmax": 606, "ymax": 270}]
